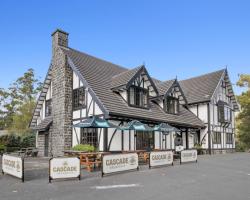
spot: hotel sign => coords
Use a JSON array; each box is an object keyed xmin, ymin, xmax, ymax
[
  {"xmin": 2, "ymin": 154, "xmax": 24, "ymax": 182},
  {"xmin": 49, "ymin": 157, "xmax": 80, "ymax": 182},
  {"xmin": 149, "ymin": 151, "xmax": 173, "ymax": 168},
  {"xmin": 180, "ymin": 149, "xmax": 197, "ymax": 164},
  {"xmin": 102, "ymin": 153, "xmax": 138, "ymax": 176}
]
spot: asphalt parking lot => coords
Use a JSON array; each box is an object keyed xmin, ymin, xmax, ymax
[{"xmin": 0, "ymin": 153, "xmax": 249, "ymax": 200}]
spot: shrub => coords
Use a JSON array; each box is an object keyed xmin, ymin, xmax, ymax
[
  {"xmin": 235, "ymin": 141, "xmax": 246, "ymax": 152},
  {"xmin": 0, "ymin": 133, "xmax": 36, "ymax": 153},
  {"xmin": 72, "ymin": 144, "xmax": 95, "ymax": 152},
  {"xmin": 0, "ymin": 143, "xmax": 6, "ymax": 154},
  {"xmin": 194, "ymin": 143, "xmax": 203, "ymax": 155},
  {"xmin": 21, "ymin": 134, "xmax": 36, "ymax": 148}
]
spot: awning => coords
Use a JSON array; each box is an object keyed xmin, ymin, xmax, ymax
[
  {"xmin": 73, "ymin": 116, "xmax": 118, "ymax": 128},
  {"xmin": 119, "ymin": 120, "xmax": 153, "ymax": 131},
  {"xmin": 32, "ymin": 116, "xmax": 53, "ymax": 132},
  {"xmin": 153, "ymin": 123, "xmax": 180, "ymax": 135}
]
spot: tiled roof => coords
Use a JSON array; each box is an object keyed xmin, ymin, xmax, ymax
[
  {"xmin": 61, "ymin": 47, "xmax": 205, "ymax": 128},
  {"xmin": 179, "ymin": 69, "xmax": 225, "ymax": 104}
]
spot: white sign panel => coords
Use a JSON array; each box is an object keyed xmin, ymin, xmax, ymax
[
  {"xmin": 181, "ymin": 149, "xmax": 197, "ymax": 163},
  {"xmin": 2, "ymin": 154, "xmax": 23, "ymax": 179},
  {"xmin": 175, "ymin": 145, "xmax": 184, "ymax": 152},
  {"xmin": 150, "ymin": 151, "xmax": 173, "ymax": 167},
  {"xmin": 50, "ymin": 157, "xmax": 80, "ymax": 180},
  {"xmin": 102, "ymin": 153, "xmax": 138, "ymax": 174},
  {"xmin": 149, "ymin": 151, "xmax": 173, "ymax": 167}
]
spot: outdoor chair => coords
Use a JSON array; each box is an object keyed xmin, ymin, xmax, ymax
[{"xmin": 80, "ymin": 154, "xmax": 102, "ymax": 172}]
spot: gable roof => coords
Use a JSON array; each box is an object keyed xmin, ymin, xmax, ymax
[
  {"xmin": 61, "ymin": 47, "xmax": 204, "ymax": 128},
  {"xmin": 111, "ymin": 66, "xmax": 142, "ymax": 89},
  {"xmin": 30, "ymin": 65, "xmax": 52, "ymax": 128},
  {"xmin": 156, "ymin": 79, "xmax": 176, "ymax": 96},
  {"xmin": 179, "ymin": 69, "xmax": 225, "ymax": 104}
]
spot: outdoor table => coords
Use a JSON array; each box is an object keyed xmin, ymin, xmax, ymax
[
  {"xmin": 63, "ymin": 150, "xmax": 87, "ymax": 156},
  {"xmin": 122, "ymin": 150, "xmax": 149, "ymax": 163}
]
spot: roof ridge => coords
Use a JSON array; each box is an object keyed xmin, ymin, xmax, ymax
[
  {"xmin": 180, "ymin": 68, "xmax": 226, "ymax": 82},
  {"xmin": 158, "ymin": 79, "xmax": 176, "ymax": 85}
]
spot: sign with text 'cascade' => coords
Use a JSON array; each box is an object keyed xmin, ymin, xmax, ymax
[
  {"xmin": 2, "ymin": 154, "xmax": 24, "ymax": 181},
  {"xmin": 149, "ymin": 151, "xmax": 173, "ymax": 167},
  {"xmin": 102, "ymin": 153, "xmax": 138, "ymax": 175},
  {"xmin": 49, "ymin": 157, "xmax": 80, "ymax": 182},
  {"xmin": 180, "ymin": 149, "xmax": 197, "ymax": 163}
]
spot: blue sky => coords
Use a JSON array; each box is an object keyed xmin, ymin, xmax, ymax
[{"xmin": 0, "ymin": 0, "xmax": 249, "ymax": 94}]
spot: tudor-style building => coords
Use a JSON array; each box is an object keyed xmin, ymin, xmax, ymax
[{"xmin": 30, "ymin": 29, "xmax": 239, "ymax": 157}]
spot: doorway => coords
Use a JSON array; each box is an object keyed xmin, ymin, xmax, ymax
[{"xmin": 44, "ymin": 134, "xmax": 49, "ymax": 157}]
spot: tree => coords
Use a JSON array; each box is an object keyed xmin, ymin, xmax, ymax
[
  {"xmin": 236, "ymin": 74, "xmax": 250, "ymax": 150},
  {"xmin": 0, "ymin": 68, "xmax": 42, "ymax": 135}
]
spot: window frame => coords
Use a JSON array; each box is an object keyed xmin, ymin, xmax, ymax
[
  {"xmin": 80, "ymin": 128, "xmax": 98, "ymax": 148},
  {"xmin": 163, "ymin": 96, "xmax": 179, "ymax": 115},
  {"xmin": 218, "ymin": 102, "xmax": 232, "ymax": 123},
  {"xmin": 127, "ymin": 85, "xmax": 149, "ymax": 109},
  {"xmin": 45, "ymin": 99, "xmax": 52, "ymax": 117},
  {"xmin": 226, "ymin": 133, "xmax": 233, "ymax": 144},
  {"xmin": 73, "ymin": 87, "xmax": 86, "ymax": 111},
  {"xmin": 213, "ymin": 132, "xmax": 222, "ymax": 144}
]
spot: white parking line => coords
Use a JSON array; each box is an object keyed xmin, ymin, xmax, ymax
[{"xmin": 92, "ymin": 184, "xmax": 141, "ymax": 190}]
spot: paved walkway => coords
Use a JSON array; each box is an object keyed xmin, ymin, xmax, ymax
[{"xmin": 0, "ymin": 153, "xmax": 249, "ymax": 200}]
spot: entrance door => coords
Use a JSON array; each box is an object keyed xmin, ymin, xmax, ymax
[
  {"xmin": 136, "ymin": 131, "xmax": 154, "ymax": 150},
  {"xmin": 44, "ymin": 134, "xmax": 49, "ymax": 157}
]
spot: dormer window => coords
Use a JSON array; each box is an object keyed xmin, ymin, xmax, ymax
[
  {"xmin": 164, "ymin": 96, "xmax": 179, "ymax": 114},
  {"xmin": 128, "ymin": 86, "xmax": 148, "ymax": 108}
]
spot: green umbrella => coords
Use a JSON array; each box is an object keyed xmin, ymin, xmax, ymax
[
  {"xmin": 73, "ymin": 116, "xmax": 118, "ymax": 128},
  {"xmin": 119, "ymin": 120, "xmax": 153, "ymax": 131},
  {"xmin": 153, "ymin": 123, "xmax": 180, "ymax": 135}
]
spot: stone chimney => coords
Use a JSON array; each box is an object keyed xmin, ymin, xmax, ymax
[
  {"xmin": 51, "ymin": 29, "xmax": 69, "ymax": 56},
  {"xmin": 50, "ymin": 29, "xmax": 73, "ymax": 156}
]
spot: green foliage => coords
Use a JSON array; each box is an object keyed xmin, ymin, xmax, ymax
[
  {"xmin": 0, "ymin": 133, "xmax": 35, "ymax": 152},
  {"xmin": 235, "ymin": 141, "xmax": 246, "ymax": 152},
  {"xmin": 236, "ymin": 74, "xmax": 250, "ymax": 150},
  {"xmin": 72, "ymin": 144, "xmax": 95, "ymax": 152},
  {"xmin": 20, "ymin": 134, "xmax": 36, "ymax": 148},
  {"xmin": 194, "ymin": 143, "xmax": 203, "ymax": 154},
  {"xmin": 0, "ymin": 143, "xmax": 6, "ymax": 152},
  {"xmin": 0, "ymin": 68, "xmax": 41, "ymax": 135}
]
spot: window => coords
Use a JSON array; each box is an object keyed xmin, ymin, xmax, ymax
[
  {"xmin": 213, "ymin": 132, "xmax": 221, "ymax": 144},
  {"xmin": 136, "ymin": 131, "xmax": 154, "ymax": 150},
  {"xmin": 45, "ymin": 99, "xmax": 52, "ymax": 117},
  {"xmin": 73, "ymin": 87, "xmax": 85, "ymax": 110},
  {"xmin": 164, "ymin": 96, "xmax": 179, "ymax": 114},
  {"xmin": 128, "ymin": 86, "xmax": 148, "ymax": 108},
  {"xmin": 218, "ymin": 102, "xmax": 232, "ymax": 123},
  {"xmin": 226, "ymin": 133, "xmax": 233, "ymax": 144},
  {"xmin": 80, "ymin": 128, "xmax": 98, "ymax": 147}
]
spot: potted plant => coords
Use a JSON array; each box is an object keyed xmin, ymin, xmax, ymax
[{"xmin": 72, "ymin": 144, "xmax": 96, "ymax": 152}]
